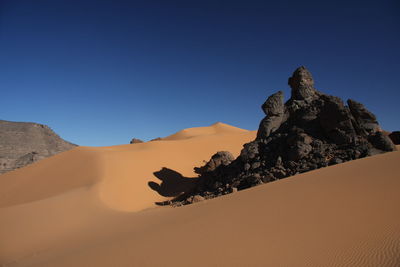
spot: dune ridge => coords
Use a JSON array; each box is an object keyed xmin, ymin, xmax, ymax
[{"xmin": 0, "ymin": 123, "xmax": 255, "ymax": 210}]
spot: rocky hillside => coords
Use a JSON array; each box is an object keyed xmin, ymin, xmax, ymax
[
  {"xmin": 171, "ymin": 66, "xmax": 397, "ymax": 205},
  {"xmin": 0, "ymin": 120, "xmax": 77, "ymax": 174}
]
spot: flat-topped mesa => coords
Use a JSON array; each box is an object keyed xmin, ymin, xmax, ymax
[{"xmin": 288, "ymin": 66, "xmax": 317, "ymax": 100}]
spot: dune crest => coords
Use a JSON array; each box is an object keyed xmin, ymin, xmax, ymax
[{"xmin": 162, "ymin": 122, "xmax": 248, "ymax": 141}]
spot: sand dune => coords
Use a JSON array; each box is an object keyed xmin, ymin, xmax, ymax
[
  {"xmin": 0, "ymin": 123, "xmax": 256, "ymax": 264},
  {"xmin": 162, "ymin": 122, "xmax": 248, "ymax": 140},
  {"xmin": 0, "ymin": 125, "xmax": 399, "ymax": 266},
  {"xmin": 0, "ymin": 122, "xmax": 255, "ymax": 211}
]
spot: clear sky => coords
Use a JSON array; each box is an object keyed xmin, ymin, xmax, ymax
[{"xmin": 1, "ymin": 0, "xmax": 399, "ymax": 146}]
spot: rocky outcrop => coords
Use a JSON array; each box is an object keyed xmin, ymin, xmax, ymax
[
  {"xmin": 170, "ymin": 66, "xmax": 397, "ymax": 205},
  {"xmin": 130, "ymin": 138, "xmax": 144, "ymax": 144},
  {"xmin": 0, "ymin": 120, "xmax": 77, "ymax": 174}
]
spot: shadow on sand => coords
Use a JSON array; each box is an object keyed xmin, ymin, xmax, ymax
[{"xmin": 148, "ymin": 167, "xmax": 199, "ymax": 206}]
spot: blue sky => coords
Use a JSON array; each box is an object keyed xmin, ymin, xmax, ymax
[{"xmin": 0, "ymin": 0, "xmax": 399, "ymax": 146}]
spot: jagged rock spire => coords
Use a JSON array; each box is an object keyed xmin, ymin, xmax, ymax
[{"xmin": 288, "ymin": 66, "xmax": 317, "ymax": 100}]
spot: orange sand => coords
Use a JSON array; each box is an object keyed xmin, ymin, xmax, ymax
[{"xmin": 0, "ymin": 124, "xmax": 399, "ymax": 267}]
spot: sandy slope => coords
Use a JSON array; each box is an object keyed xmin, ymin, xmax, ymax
[
  {"xmin": 0, "ymin": 122, "xmax": 255, "ymax": 211},
  {"xmin": 0, "ymin": 126, "xmax": 399, "ymax": 266},
  {"xmin": 0, "ymin": 123, "xmax": 255, "ymax": 263}
]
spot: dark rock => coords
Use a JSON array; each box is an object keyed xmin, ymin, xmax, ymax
[
  {"xmin": 389, "ymin": 131, "xmax": 400, "ymax": 145},
  {"xmin": 240, "ymin": 142, "xmax": 259, "ymax": 161},
  {"xmin": 288, "ymin": 143, "xmax": 312, "ymax": 161},
  {"xmin": 194, "ymin": 151, "xmax": 234, "ymax": 175},
  {"xmin": 257, "ymin": 91, "xmax": 285, "ymax": 139},
  {"xmin": 261, "ymin": 91, "xmax": 285, "ymax": 116},
  {"xmin": 251, "ymin": 162, "xmax": 261, "ymax": 169},
  {"xmin": 275, "ymin": 156, "xmax": 283, "ymax": 166},
  {"xmin": 347, "ymin": 99, "xmax": 380, "ymax": 135},
  {"xmin": 272, "ymin": 169, "xmax": 286, "ymax": 179},
  {"xmin": 287, "ymin": 132, "xmax": 313, "ymax": 161},
  {"xmin": 288, "ymin": 66, "xmax": 317, "ymax": 100},
  {"xmin": 369, "ymin": 132, "xmax": 397, "ymax": 151},
  {"xmin": 244, "ymin": 163, "xmax": 251, "ymax": 171},
  {"xmin": 329, "ymin": 158, "xmax": 343, "ymax": 165},
  {"xmin": 319, "ymin": 95, "xmax": 356, "ymax": 144},
  {"xmin": 130, "ymin": 138, "xmax": 144, "ymax": 144},
  {"xmin": 150, "ymin": 137, "xmax": 162, "ymax": 142},
  {"xmin": 168, "ymin": 66, "xmax": 397, "ymax": 207}
]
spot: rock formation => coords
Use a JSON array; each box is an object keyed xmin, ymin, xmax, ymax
[
  {"xmin": 0, "ymin": 120, "xmax": 77, "ymax": 174},
  {"xmin": 171, "ymin": 66, "xmax": 397, "ymax": 206},
  {"xmin": 130, "ymin": 138, "xmax": 144, "ymax": 144}
]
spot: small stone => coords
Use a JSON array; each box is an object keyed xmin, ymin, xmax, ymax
[
  {"xmin": 191, "ymin": 195, "xmax": 205, "ymax": 203},
  {"xmin": 273, "ymin": 169, "xmax": 287, "ymax": 179},
  {"xmin": 275, "ymin": 156, "xmax": 282, "ymax": 166},
  {"xmin": 244, "ymin": 163, "xmax": 251, "ymax": 171},
  {"xmin": 330, "ymin": 158, "xmax": 343, "ymax": 165},
  {"xmin": 251, "ymin": 162, "xmax": 261, "ymax": 169}
]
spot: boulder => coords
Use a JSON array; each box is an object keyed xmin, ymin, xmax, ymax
[
  {"xmin": 319, "ymin": 95, "xmax": 356, "ymax": 144},
  {"xmin": 257, "ymin": 91, "xmax": 285, "ymax": 139},
  {"xmin": 130, "ymin": 138, "xmax": 144, "ymax": 144},
  {"xmin": 347, "ymin": 99, "xmax": 380, "ymax": 135},
  {"xmin": 288, "ymin": 66, "xmax": 317, "ymax": 100},
  {"xmin": 194, "ymin": 151, "xmax": 234, "ymax": 175},
  {"xmin": 369, "ymin": 132, "xmax": 397, "ymax": 151}
]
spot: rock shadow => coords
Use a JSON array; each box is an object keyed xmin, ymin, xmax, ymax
[{"xmin": 148, "ymin": 167, "xmax": 199, "ymax": 205}]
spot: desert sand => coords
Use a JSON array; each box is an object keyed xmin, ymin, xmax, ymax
[{"xmin": 0, "ymin": 124, "xmax": 399, "ymax": 267}]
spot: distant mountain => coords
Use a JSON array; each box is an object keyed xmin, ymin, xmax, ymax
[{"xmin": 0, "ymin": 120, "xmax": 77, "ymax": 174}]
